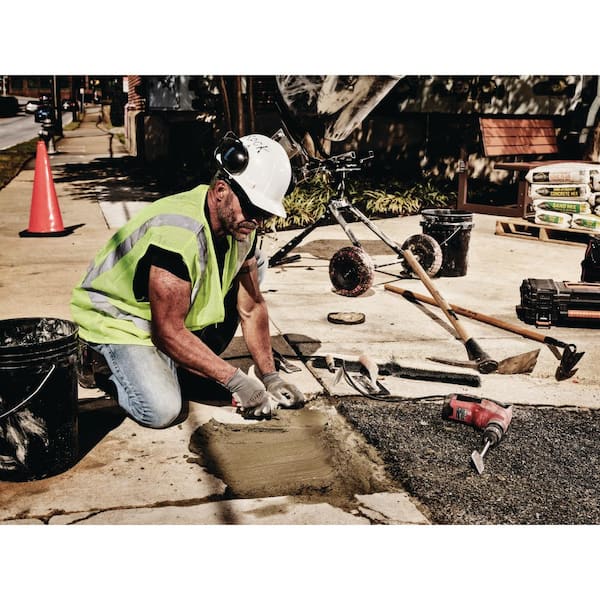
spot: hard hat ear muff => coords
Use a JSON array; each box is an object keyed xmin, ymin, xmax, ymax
[{"xmin": 215, "ymin": 132, "xmax": 249, "ymax": 174}]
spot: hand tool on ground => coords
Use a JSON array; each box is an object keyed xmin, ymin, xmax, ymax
[
  {"xmin": 384, "ymin": 284, "xmax": 584, "ymax": 380},
  {"xmin": 335, "ymin": 358, "xmax": 390, "ymax": 397},
  {"xmin": 384, "ymin": 257, "xmax": 541, "ymax": 376},
  {"xmin": 307, "ymin": 354, "xmax": 481, "ymax": 387},
  {"xmin": 441, "ymin": 393, "xmax": 513, "ymax": 475},
  {"xmin": 358, "ymin": 353, "xmax": 379, "ymax": 388},
  {"xmin": 428, "ymin": 348, "xmax": 539, "ymax": 375},
  {"xmin": 272, "ymin": 348, "xmax": 302, "ymax": 373}
]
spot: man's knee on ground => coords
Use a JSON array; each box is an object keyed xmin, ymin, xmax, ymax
[
  {"xmin": 136, "ymin": 402, "xmax": 181, "ymax": 429},
  {"xmin": 111, "ymin": 376, "xmax": 182, "ymax": 429}
]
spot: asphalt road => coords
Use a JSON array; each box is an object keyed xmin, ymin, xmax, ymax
[{"xmin": 0, "ymin": 98, "xmax": 73, "ymax": 150}]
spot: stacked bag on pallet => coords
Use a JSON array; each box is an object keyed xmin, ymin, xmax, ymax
[{"xmin": 526, "ymin": 162, "xmax": 600, "ymax": 232}]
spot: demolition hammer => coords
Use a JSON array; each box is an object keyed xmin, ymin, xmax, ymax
[{"xmin": 442, "ymin": 393, "xmax": 513, "ymax": 475}]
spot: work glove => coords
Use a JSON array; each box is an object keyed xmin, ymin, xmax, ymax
[
  {"xmin": 224, "ymin": 368, "xmax": 274, "ymax": 419},
  {"xmin": 262, "ymin": 372, "xmax": 305, "ymax": 408}
]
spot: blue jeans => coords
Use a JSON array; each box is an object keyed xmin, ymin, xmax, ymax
[
  {"xmin": 92, "ymin": 342, "xmax": 182, "ymax": 428},
  {"xmin": 90, "ymin": 249, "xmax": 267, "ymax": 428}
]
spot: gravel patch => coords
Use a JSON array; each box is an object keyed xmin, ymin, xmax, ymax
[{"xmin": 337, "ymin": 397, "xmax": 600, "ymax": 524}]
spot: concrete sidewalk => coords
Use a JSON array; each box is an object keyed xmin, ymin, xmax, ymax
[{"xmin": 0, "ymin": 106, "xmax": 598, "ymax": 525}]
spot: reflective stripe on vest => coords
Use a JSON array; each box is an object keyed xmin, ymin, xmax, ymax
[
  {"xmin": 79, "ymin": 214, "xmax": 207, "ymax": 334},
  {"xmin": 71, "ymin": 185, "xmax": 254, "ymax": 345}
]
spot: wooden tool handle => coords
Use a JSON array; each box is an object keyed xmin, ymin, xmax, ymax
[
  {"xmin": 384, "ymin": 282, "xmax": 550, "ymax": 344},
  {"xmin": 401, "ymin": 249, "xmax": 471, "ymax": 343}
]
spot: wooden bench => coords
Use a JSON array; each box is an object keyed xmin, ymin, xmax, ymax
[{"xmin": 457, "ymin": 117, "xmax": 560, "ymax": 218}]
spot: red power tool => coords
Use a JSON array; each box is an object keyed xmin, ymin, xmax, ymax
[{"xmin": 442, "ymin": 393, "xmax": 513, "ymax": 474}]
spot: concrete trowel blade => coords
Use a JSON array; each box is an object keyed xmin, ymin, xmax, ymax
[{"xmin": 497, "ymin": 349, "xmax": 540, "ymax": 374}]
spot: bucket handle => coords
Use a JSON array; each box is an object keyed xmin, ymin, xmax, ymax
[
  {"xmin": 437, "ymin": 225, "xmax": 463, "ymax": 247},
  {"xmin": 0, "ymin": 364, "xmax": 56, "ymax": 422}
]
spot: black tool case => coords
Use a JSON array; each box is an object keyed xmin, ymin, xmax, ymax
[{"xmin": 516, "ymin": 279, "xmax": 600, "ymax": 327}]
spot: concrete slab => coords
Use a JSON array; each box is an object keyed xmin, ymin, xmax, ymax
[
  {"xmin": 43, "ymin": 492, "xmax": 430, "ymax": 525},
  {"xmin": 0, "ymin": 402, "xmax": 228, "ymax": 521},
  {"xmin": 47, "ymin": 496, "xmax": 370, "ymax": 525},
  {"xmin": 98, "ymin": 200, "xmax": 149, "ymax": 229},
  {"xmin": 354, "ymin": 492, "xmax": 430, "ymax": 524}
]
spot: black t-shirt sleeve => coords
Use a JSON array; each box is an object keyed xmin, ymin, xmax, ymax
[{"xmin": 133, "ymin": 244, "xmax": 191, "ymax": 301}]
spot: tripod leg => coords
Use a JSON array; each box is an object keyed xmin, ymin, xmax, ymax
[
  {"xmin": 345, "ymin": 203, "xmax": 404, "ymax": 254},
  {"xmin": 328, "ymin": 203, "xmax": 361, "ymax": 246},
  {"xmin": 344, "ymin": 203, "xmax": 442, "ymax": 277},
  {"xmin": 268, "ymin": 211, "xmax": 329, "ymax": 267}
]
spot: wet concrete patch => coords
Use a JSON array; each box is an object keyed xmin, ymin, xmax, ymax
[{"xmin": 189, "ymin": 402, "xmax": 394, "ymax": 510}]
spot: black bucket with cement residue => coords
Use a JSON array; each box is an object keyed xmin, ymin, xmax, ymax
[
  {"xmin": 0, "ymin": 317, "xmax": 79, "ymax": 481},
  {"xmin": 420, "ymin": 209, "xmax": 474, "ymax": 277}
]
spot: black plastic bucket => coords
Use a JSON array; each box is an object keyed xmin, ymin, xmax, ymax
[
  {"xmin": 420, "ymin": 209, "xmax": 474, "ymax": 277},
  {"xmin": 581, "ymin": 234, "xmax": 600, "ymax": 282},
  {"xmin": 0, "ymin": 317, "xmax": 79, "ymax": 481}
]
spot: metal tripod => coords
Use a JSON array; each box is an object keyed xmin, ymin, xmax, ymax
[{"xmin": 267, "ymin": 151, "xmax": 408, "ymax": 268}]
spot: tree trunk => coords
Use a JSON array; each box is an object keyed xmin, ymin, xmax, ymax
[
  {"xmin": 235, "ymin": 76, "xmax": 245, "ymax": 136},
  {"xmin": 218, "ymin": 76, "xmax": 232, "ymax": 133},
  {"xmin": 247, "ymin": 76, "xmax": 255, "ymax": 133}
]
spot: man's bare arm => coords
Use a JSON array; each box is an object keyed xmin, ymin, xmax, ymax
[
  {"xmin": 148, "ymin": 265, "xmax": 236, "ymax": 385},
  {"xmin": 237, "ymin": 257, "xmax": 276, "ymax": 377}
]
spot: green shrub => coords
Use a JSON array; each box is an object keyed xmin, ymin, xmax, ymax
[{"xmin": 264, "ymin": 174, "xmax": 456, "ymax": 231}]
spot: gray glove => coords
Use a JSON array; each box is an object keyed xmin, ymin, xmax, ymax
[
  {"xmin": 224, "ymin": 368, "xmax": 273, "ymax": 419},
  {"xmin": 262, "ymin": 372, "xmax": 305, "ymax": 408}
]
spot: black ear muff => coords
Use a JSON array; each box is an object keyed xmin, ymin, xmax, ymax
[{"xmin": 216, "ymin": 133, "xmax": 248, "ymax": 174}]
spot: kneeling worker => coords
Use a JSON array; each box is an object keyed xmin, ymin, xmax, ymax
[{"xmin": 71, "ymin": 133, "xmax": 305, "ymax": 427}]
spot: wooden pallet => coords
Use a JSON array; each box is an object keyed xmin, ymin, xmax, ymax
[{"xmin": 495, "ymin": 217, "xmax": 593, "ymax": 246}]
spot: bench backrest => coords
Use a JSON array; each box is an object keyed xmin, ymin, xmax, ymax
[{"xmin": 479, "ymin": 117, "xmax": 558, "ymax": 158}]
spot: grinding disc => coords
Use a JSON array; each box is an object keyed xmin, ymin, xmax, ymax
[
  {"xmin": 327, "ymin": 311, "xmax": 366, "ymax": 325},
  {"xmin": 401, "ymin": 234, "xmax": 443, "ymax": 278},
  {"xmin": 329, "ymin": 246, "xmax": 375, "ymax": 297}
]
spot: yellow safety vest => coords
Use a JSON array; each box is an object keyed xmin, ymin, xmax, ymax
[{"xmin": 70, "ymin": 184, "xmax": 254, "ymax": 345}]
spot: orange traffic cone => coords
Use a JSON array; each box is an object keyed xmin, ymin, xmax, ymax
[{"xmin": 19, "ymin": 140, "xmax": 70, "ymax": 237}]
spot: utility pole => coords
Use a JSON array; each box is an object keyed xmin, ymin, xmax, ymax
[{"xmin": 52, "ymin": 75, "xmax": 63, "ymax": 137}]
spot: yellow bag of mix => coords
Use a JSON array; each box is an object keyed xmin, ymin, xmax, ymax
[
  {"xmin": 534, "ymin": 209, "xmax": 572, "ymax": 228},
  {"xmin": 532, "ymin": 198, "xmax": 591, "ymax": 214},
  {"xmin": 570, "ymin": 214, "xmax": 600, "ymax": 231},
  {"xmin": 530, "ymin": 183, "xmax": 591, "ymax": 200}
]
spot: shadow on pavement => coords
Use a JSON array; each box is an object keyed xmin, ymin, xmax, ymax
[
  {"xmin": 77, "ymin": 403, "xmax": 126, "ymax": 459},
  {"xmin": 49, "ymin": 156, "xmax": 210, "ymax": 204}
]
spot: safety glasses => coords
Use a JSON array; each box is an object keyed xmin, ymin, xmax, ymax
[{"xmin": 228, "ymin": 178, "xmax": 272, "ymax": 222}]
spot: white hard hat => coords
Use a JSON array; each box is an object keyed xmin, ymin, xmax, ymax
[{"xmin": 215, "ymin": 133, "xmax": 292, "ymax": 218}]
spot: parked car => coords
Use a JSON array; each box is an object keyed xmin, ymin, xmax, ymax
[
  {"xmin": 62, "ymin": 98, "xmax": 78, "ymax": 112},
  {"xmin": 34, "ymin": 104, "xmax": 54, "ymax": 123},
  {"xmin": 25, "ymin": 99, "xmax": 43, "ymax": 114},
  {"xmin": 0, "ymin": 96, "xmax": 19, "ymax": 117}
]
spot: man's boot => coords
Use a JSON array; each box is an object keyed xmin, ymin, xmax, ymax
[{"xmin": 77, "ymin": 342, "xmax": 111, "ymax": 389}]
